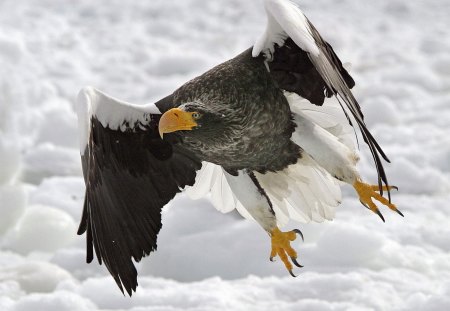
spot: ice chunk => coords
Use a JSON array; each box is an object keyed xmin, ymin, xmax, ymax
[
  {"xmin": 0, "ymin": 261, "xmax": 72, "ymax": 294},
  {"xmin": 5, "ymin": 205, "xmax": 77, "ymax": 254},
  {"xmin": 0, "ymin": 138, "xmax": 22, "ymax": 185},
  {"xmin": 14, "ymin": 291, "xmax": 96, "ymax": 311},
  {"xmin": 0, "ymin": 185, "xmax": 27, "ymax": 235}
]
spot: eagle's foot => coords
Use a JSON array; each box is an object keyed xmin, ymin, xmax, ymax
[
  {"xmin": 353, "ymin": 179, "xmax": 403, "ymax": 222},
  {"xmin": 270, "ymin": 227, "xmax": 304, "ymax": 277}
]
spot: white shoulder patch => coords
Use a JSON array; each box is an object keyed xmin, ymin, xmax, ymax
[
  {"xmin": 253, "ymin": 0, "xmax": 319, "ymax": 58},
  {"xmin": 76, "ymin": 87, "xmax": 161, "ymax": 154}
]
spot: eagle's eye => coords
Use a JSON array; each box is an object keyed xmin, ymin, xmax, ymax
[{"xmin": 192, "ymin": 112, "xmax": 202, "ymax": 119}]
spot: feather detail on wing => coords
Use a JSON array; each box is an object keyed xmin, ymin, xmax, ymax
[
  {"xmin": 185, "ymin": 162, "xmax": 235, "ymax": 214},
  {"xmin": 256, "ymin": 154, "xmax": 341, "ymax": 225},
  {"xmin": 256, "ymin": 90, "xmax": 365, "ymax": 225},
  {"xmin": 253, "ymin": 0, "xmax": 391, "ymax": 198},
  {"xmin": 77, "ymin": 87, "xmax": 201, "ymax": 296},
  {"xmin": 185, "ymin": 162, "xmax": 255, "ymax": 220},
  {"xmin": 284, "ymin": 91, "xmax": 356, "ymax": 152},
  {"xmin": 77, "ymin": 87, "xmax": 161, "ymax": 153},
  {"xmin": 186, "ymin": 160, "xmax": 340, "ymax": 225},
  {"xmin": 253, "ymin": 0, "xmax": 319, "ymax": 57}
]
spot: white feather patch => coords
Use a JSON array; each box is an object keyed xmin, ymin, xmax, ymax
[
  {"xmin": 185, "ymin": 162, "xmax": 238, "ymax": 214},
  {"xmin": 290, "ymin": 106, "xmax": 359, "ymax": 184},
  {"xmin": 256, "ymin": 154, "xmax": 341, "ymax": 225},
  {"xmin": 285, "ymin": 91, "xmax": 356, "ymax": 151},
  {"xmin": 186, "ymin": 157, "xmax": 342, "ymax": 226},
  {"xmin": 186, "ymin": 163, "xmax": 264, "ymax": 223},
  {"xmin": 76, "ymin": 87, "xmax": 161, "ymax": 153},
  {"xmin": 253, "ymin": 0, "xmax": 319, "ymax": 58}
]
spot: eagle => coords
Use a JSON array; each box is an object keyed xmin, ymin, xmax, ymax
[{"xmin": 76, "ymin": 0, "xmax": 402, "ymax": 296}]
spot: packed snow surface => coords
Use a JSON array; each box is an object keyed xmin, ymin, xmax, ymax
[{"xmin": 1, "ymin": 0, "xmax": 450, "ymax": 310}]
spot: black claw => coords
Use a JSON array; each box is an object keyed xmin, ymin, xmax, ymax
[
  {"xmin": 376, "ymin": 210, "xmax": 385, "ymax": 222},
  {"xmin": 270, "ymin": 256, "xmax": 275, "ymax": 262},
  {"xmin": 291, "ymin": 257, "xmax": 303, "ymax": 268},
  {"xmin": 293, "ymin": 229, "xmax": 304, "ymax": 242},
  {"xmin": 396, "ymin": 209, "xmax": 404, "ymax": 217},
  {"xmin": 392, "ymin": 186, "xmax": 399, "ymax": 191},
  {"xmin": 289, "ymin": 270, "xmax": 297, "ymax": 278}
]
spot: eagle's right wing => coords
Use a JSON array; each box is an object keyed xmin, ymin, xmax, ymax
[{"xmin": 76, "ymin": 87, "xmax": 201, "ymax": 296}]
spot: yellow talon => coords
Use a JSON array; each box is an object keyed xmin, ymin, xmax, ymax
[
  {"xmin": 270, "ymin": 227, "xmax": 303, "ymax": 276},
  {"xmin": 353, "ymin": 179, "xmax": 403, "ymax": 221}
]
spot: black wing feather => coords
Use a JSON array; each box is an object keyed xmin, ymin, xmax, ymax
[
  {"xmin": 269, "ymin": 37, "xmax": 354, "ymax": 106},
  {"xmin": 269, "ymin": 30, "xmax": 391, "ymax": 199},
  {"xmin": 306, "ymin": 20, "xmax": 391, "ymax": 198},
  {"xmin": 78, "ymin": 115, "xmax": 201, "ymax": 296}
]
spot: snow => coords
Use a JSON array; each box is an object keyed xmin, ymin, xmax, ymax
[{"xmin": 1, "ymin": 0, "xmax": 450, "ymax": 310}]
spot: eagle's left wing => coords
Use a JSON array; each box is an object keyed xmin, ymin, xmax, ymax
[{"xmin": 253, "ymin": 0, "xmax": 391, "ymax": 197}]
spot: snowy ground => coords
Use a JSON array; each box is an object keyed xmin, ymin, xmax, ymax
[{"xmin": 1, "ymin": 0, "xmax": 450, "ymax": 310}]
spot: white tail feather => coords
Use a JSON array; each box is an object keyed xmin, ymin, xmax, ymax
[
  {"xmin": 185, "ymin": 162, "xmax": 251, "ymax": 217},
  {"xmin": 256, "ymin": 154, "xmax": 341, "ymax": 224}
]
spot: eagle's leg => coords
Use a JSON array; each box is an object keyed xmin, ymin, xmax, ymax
[
  {"xmin": 353, "ymin": 180, "xmax": 403, "ymax": 221},
  {"xmin": 292, "ymin": 113, "xmax": 402, "ymax": 221},
  {"xmin": 270, "ymin": 227, "xmax": 304, "ymax": 276},
  {"xmin": 224, "ymin": 170, "xmax": 303, "ymax": 277}
]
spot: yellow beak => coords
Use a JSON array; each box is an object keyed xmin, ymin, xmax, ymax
[{"xmin": 158, "ymin": 108, "xmax": 198, "ymax": 139}]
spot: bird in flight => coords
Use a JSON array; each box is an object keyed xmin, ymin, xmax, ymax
[{"xmin": 76, "ymin": 0, "xmax": 402, "ymax": 296}]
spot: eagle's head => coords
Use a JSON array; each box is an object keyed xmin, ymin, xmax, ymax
[{"xmin": 158, "ymin": 102, "xmax": 229, "ymax": 140}]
